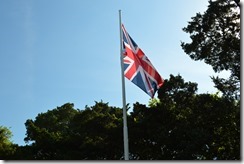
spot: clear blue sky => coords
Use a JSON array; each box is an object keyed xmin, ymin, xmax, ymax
[{"xmin": 0, "ymin": 0, "xmax": 228, "ymax": 146}]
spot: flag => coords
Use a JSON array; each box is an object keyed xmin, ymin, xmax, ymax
[{"xmin": 121, "ymin": 24, "xmax": 164, "ymax": 98}]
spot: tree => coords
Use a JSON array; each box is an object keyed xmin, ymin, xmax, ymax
[
  {"xmin": 181, "ymin": 0, "xmax": 240, "ymax": 100},
  {"xmin": 22, "ymin": 101, "xmax": 124, "ymax": 160},
  {"xmin": 71, "ymin": 101, "xmax": 124, "ymax": 159},
  {"xmin": 129, "ymin": 74, "xmax": 240, "ymax": 160},
  {"xmin": 0, "ymin": 126, "xmax": 16, "ymax": 159},
  {"xmin": 10, "ymin": 76, "xmax": 239, "ymax": 160},
  {"xmin": 24, "ymin": 103, "xmax": 79, "ymax": 159}
]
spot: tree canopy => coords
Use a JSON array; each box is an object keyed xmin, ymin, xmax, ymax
[
  {"xmin": 181, "ymin": 0, "xmax": 240, "ymax": 100},
  {"xmin": 0, "ymin": 126, "xmax": 16, "ymax": 159},
  {"xmin": 128, "ymin": 75, "xmax": 239, "ymax": 160},
  {"xmin": 2, "ymin": 74, "xmax": 239, "ymax": 160},
  {"xmin": 20, "ymin": 102, "xmax": 124, "ymax": 160}
]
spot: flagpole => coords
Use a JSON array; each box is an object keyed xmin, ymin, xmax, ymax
[{"xmin": 119, "ymin": 10, "xmax": 129, "ymax": 160}]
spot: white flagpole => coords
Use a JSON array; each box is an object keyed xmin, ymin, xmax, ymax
[{"xmin": 119, "ymin": 10, "xmax": 129, "ymax": 160}]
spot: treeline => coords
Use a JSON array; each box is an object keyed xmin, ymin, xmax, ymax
[{"xmin": 0, "ymin": 74, "xmax": 240, "ymax": 160}]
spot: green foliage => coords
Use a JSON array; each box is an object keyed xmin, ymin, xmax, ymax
[
  {"xmin": 22, "ymin": 103, "xmax": 78, "ymax": 159},
  {"xmin": 4, "ymin": 74, "xmax": 239, "ymax": 160},
  {"xmin": 0, "ymin": 126, "xmax": 16, "ymax": 159},
  {"xmin": 181, "ymin": 0, "xmax": 240, "ymax": 100},
  {"xmin": 148, "ymin": 98, "xmax": 161, "ymax": 108},
  {"xmin": 129, "ymin": 74, "xmax": 240, "ymax": 160},
  {"xmin": 20, "ymin": 102, "xmax": 123, "ymax": 160},
  {"xmin": 71, "ymin": 101, "xmax": 123, "ymax": 159}
]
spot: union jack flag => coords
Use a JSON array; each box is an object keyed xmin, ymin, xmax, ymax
[{"xmin": 121, "ymin": 24, "xmax": 164, "ymax": 98}]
